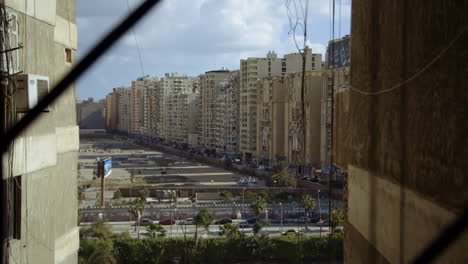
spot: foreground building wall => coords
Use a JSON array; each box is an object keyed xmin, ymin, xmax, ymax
[
  {"xmin": 3, "ymin": 0, "xmax": 79, "ymax": 263},
  {"xmin": 341, "ymin": 1, "xmax": 468, "ymax": 263}
]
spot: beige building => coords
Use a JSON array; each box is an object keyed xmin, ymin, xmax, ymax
[
  {"xmin": 159, "ymin": 73, "xmax": 193, "ymax": 141},
  {"xmin": 256, "ymin": 71, "xmax": 323, "ymax": 170},
  {"xmin": 256, "ymin": 76, "xmax": 288, "ymax": 165},
  {"xmin": 284, "ymin": 71, "xmax": 323, "ymax": 172},
  {"xmin": 240, "ymin": 49, "xmax": 323, "ymax": 161},
  {"xmin": 224, "ymin": 71, "xmax": 240, "ymax": 153},
  {"xmin": 117, "ymin": 87, "xmax": 132, "ymax": 133},
  {"xmin": 105, "ymin": 92, "xmax": 119, "ymax": 131},
  {"xmin": 1, "ymin": 0, "xmax": 79, "ymax": 263},
  {"xmin": 199, "ymin": 70, "xmax": 231, "ymax": 151}
]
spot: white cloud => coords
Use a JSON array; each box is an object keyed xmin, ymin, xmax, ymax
[{"xmin": 76, "ymin": 0, "xmax": 351, "ymax": 99}]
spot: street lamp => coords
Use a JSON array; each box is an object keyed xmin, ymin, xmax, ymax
[
  {"xmin": 170, "ymin": 203, "xmax": 174, "ymax": 238},
  {"xmin": 279, "ymin": 203, "xmax": 283, "ymax": 232},
  {"xmin": 242, "ymin": 188, "xmax": 246, "ymax": 210},
  {"xmin": 317, "ymin": 190, "xmax": 322, "ymax": 238},
  {"xmin": 210, "ymin": 179, "xmax": 214, "ymax": 185},
  {"xmin": 273, "ymin": 180, "xmax": 277, "ymax": 204}
]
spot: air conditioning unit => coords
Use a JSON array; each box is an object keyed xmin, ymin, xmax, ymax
[{"xmin": 15, "ymin": 74, "xmax": 50, "ymax": 112}]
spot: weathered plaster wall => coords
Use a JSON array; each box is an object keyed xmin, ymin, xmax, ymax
[
  {"xmin": 338, "ymin": 0, "xmax": 468, "ymax": 263},
  {"xmin": 4, "ymin": 1, "xmax": 78, "ymax": 263}
]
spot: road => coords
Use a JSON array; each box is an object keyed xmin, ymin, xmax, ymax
[{"xmin": 80, "ymin": 220, "xmax": 333, "ymax": 238}]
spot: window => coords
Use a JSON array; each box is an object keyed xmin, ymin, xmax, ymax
[
  {"xmin": 282, "ymin": 67, "xmax": 286, "ymax": 72},
  {"xmin": 12, "ymin": 175, "xmax": 21, "ymax": 239},
  {"xmin": 65, "ymin": 48, "xmax": 72, "ymax": 63}
]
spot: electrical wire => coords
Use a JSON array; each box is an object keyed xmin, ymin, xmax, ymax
[
  {"xmin": 125, "ymin": 0, "xmax": 146, "ymax": 77},
  {"xmin": 348, "ymin": 25, "xmax": 467, "ymax": 96}
]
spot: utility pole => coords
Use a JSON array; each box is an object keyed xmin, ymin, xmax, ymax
[{"xmin": 97, "ymin": 159, "xmax": 105, "ymax": 207}]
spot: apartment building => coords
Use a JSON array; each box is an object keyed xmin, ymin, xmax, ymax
[
  {"xmin": 255, "ymin": 71, "xmax": 323, "ymax": 171},
  {"xmin": 256, "ymin": 76, "xmax": 288, "ymax": 166},
  {"xmin": 240, "ymin": 49, "xmax": 323, "ymax": 161},
  {"xmin": 117, "ymin": 88, "xmax": 132, "ymax": 133},
  {"xmin": 105, "ymin": 92, "xmax": 119, "ymax": 131},
  {"xmin": 284, "ymin": 71, "xmax": 323, "ymax": 174},
  {"xmin": 1, "ymin": 0, "xmax": 79, "ymax": 263},
  {"xmin": 187, "ymin": 92, "xmax": 200, "ymax": 147},
  {"xmin": 130, "ymin": 78, "xmax": 145, "ymax": 134},
  {"xmin": 199, "ymin": 70, "xmax": 231, "ymax": 152},
  {"xmin": 140, "ymin": 77, "xmax": 160, "ymax": 137},
  {"xmin": 224, "ymin": 71, "xmax": 240, "ymax": 153},
  {"xmin": 159, "ymin": 73, "xmax": 193, "ymax": 141}
]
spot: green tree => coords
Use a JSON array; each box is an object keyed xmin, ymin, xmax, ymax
[
  {"xmin": 329, "ymin": 208, "xmax": 344, "ymax": 232},
  {"xmin": 138, "ymin": 169, "xmax": 142, "ymax": 175},
  {"xmin": 219, "ymin": 223, "xmax": 243, "ymax": 239},
  {"xmin": 146, "ymin": 223, "xmax": 166, "ymax": 238},
  {"xmin": 273, "ymin": 166, "xmax": 297, "ymax": 188},
  {"xmin": 80, "ymin": 219, "xmax": 113, "ymax": 240},
  {"xmin": 251, "ymin": 196, "xmax": 267, "ymax": 216},
  {"xmin": 252, "ymin": 221, "xmax": 265, "ymax": 236},
  {"xmin": 194, "ymin": 208, "xmax": 215, "ymax": 241},
  {"xmin": 128, "ymin": 199, "xmax": 144, "ymax": 232},
  {"xmin": 79, "ymin": 239, "xmax": 117, "ymax": 264},
  {"xmin": 301, "ymin": 195, "xmax": 316, "ymax": 230},
  {"xmin": 219, "ymin": 190, "xmax": 233, "ymax": 201},
  {"xmin": 245, "ymin": 191, "xmax": 259, "ymax": 200},
  {"xmin": 139, "ymin": 188, "xmax": 150, "ymax": 201},
  {"xmin": 113, "ymin": 189, "xmax": 122, "ymax": 200}
]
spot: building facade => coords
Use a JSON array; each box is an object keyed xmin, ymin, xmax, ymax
[
  {"xmin": 239, "ymin": 49, "xmax": 324, "ymax": 161},
  {"xmin": 1, "ymin": 0, "xmax": 79, "ymax": 263}
]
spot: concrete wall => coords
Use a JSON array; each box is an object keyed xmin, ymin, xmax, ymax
[
  {"xmin": 3, "ymin": 1, "xmax": 79, "ymax": 263},
  {"xmin": 339, "ymin": 0, "xmax": 468, "ymax": 263}
]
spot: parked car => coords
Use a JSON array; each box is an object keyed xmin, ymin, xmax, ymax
[
  {"xmin": 238, "ymin": 221, "xmax": 250, "ymax": 228},
  {"xmin": 181, "ymin": 218, "xmax": 194, "ymax": 225},
  {"xmin": 159, "ymin": 219, "xmax": 176, "ymax": 225},
  {"xmin": 269, "ymin": 218, "xmax": 288, "ymax": 224},
  {"xmin": 282, "ymin": 229, "xmax": 301, "ymax": 236},
  {"xmin": 247, "ymin": 217, "xmax": 260, "ymax": 224},
  {"xmin": 215, "ymin": 218, "xmax": 233, "ymax": 225},
  {"xmin": 134, "ymin": 219, "xmax": 153, "ymax": 226}
]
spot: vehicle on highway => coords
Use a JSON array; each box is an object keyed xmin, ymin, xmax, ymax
[
  {"xmin": 159, "ymin": 219, "xmax": 176, "ymax": 225},
  {"xmin": 181, "ymin": 218, "xmax": 194, "ymax": 225},
  {"xmin": 247, "ymin": 217, "xmax": 260, "ymax": 224},
  {"xmin": 282, "ymin": 229, "xmax": 301, "ymax": 236},
  {"xmin": 269, "ymin": 218, "xmax": 288, "ymax": 224},
  {"xmin": 133, "ymin": 219, "xmax": 153, "ymax": 226},
  {"xmin": 215, "ymin": 218, "xmax": 232, "ymax": 225},
  {"xmin": 238, "ymin": 221, "xmax": 250, "ymax": 228},
  {"xmin": 328, "ymin": 228, "xmax": 344, "ymax": 237}
]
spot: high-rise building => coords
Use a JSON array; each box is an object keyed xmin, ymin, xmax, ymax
[
  {"xmin": 1, "ymin": 0, "xmax": 79, "ymax": 262},
  {"xmin": 105, "ymin": 92, "xmax": 119, "ymax": 131},
  {"xmin": 159, "ymin": 73, "xmax": 193, "ymax": 141},
  {"xmin": 240, "ymin": 49, "xmax": 323, "ymax": 161},
  {"xmin": 256, "ymin": 76, "xmax": 288, "ymax": 165},
  {"xmin": 225, "ymin": 71, "xmax": 241, "ymax": 153},
  {"xmin": 256, "ymin": 71, "xmax": 323, "ymax": 171},
  {"xmin": 199, "ymin": 70, "xmax": 231, "ymax": 152}
]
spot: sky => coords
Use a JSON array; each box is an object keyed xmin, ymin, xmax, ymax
[{"xmin": 76, "ymin": 0, "xmax": 351, "ymax": 100}]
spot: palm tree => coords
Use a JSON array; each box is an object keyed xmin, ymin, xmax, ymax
[
  {"xmin": 146, "ymin": 223, "xmax": 166, "ymax": 238},
  {"xmin": 194, "ymin": 208, "xmax": 214, "ymax": 242},
  {"xmin": 128, "ymin": 199, "xmax": 144, "ymax": 232},
  {"xmin": 219, "ymin": 223, "xmax": 243, "ymax": 239},
  {"xmin": 329, "ymin": 208, "xmax": 344, "ymax": 232},
  {"xmin": 250, "ymin": 195, "xmax": 267, "ymax": 216},
  {"xmin": 301, "ymin": 194, "xmax": 316, "ymax": 230}
]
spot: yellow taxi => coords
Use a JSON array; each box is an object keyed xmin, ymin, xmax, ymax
[
  {"xmin": 281, "ymin": 229, "xmax": 300, "ymax": 236},
  {"xmin": 327, "ymin": 228, "xmax": 344, "ymax": 237}
]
